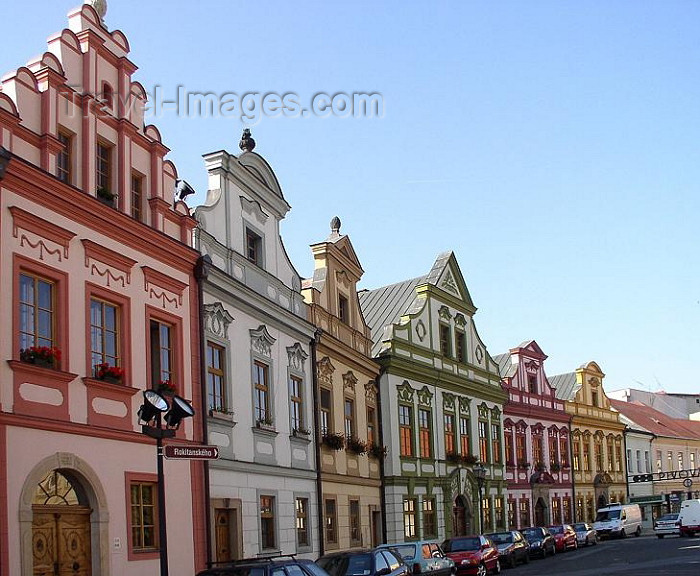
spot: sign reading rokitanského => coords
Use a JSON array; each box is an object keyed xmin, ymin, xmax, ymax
[{"xmin": 163, "ymin": 445, "xmax": 219, "ymax": 460}]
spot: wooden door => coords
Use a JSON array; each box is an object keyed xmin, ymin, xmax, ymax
[
  {"xmin": 215, "ymin": 509, "xmax": 231, "ymax": 563},
  {"xmin": 453, "ymin": 499, "xmax": 467, "ymax": 536},
  {"xmin": 33, "ymin": 507, "xmax": 91, "ymax": 576},
  {"xmin": 535, "ymin": 499, "xmax": 546, "ymax": 527}
]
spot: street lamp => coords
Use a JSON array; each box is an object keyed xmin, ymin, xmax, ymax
[
  {"xmin": 0, "ymin": 146, "xmax": 11, "ymax": 180},
  {"xmin": 473, "ymin": 463, "xmax": 486, "ymax": 534},
  {"xmin": 138, "ymin": 390, "xmax": 195, "ymax": 576}
]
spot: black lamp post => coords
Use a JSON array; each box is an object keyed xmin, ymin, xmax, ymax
[
  {"xmin": 138, "ymin": 390, "xmax": 195, "ymax": 576},
  {"xmin": 473, "ymin": 463, "xmax": 486, "ymax": 534},
  {"xmin": 0, "ymin": 146, "xmax": 11, "ymax": 181}
]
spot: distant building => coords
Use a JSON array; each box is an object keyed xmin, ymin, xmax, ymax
[
  {"xmin": 607, "ymin": 388, "xmax": 700, "ymax": 421},
  {"xmin": 194, "ymin": 136, "xmax": 318, "ymax": 559},
  {"xmin": 301, "ymin": 217, "xmax": 382, "ymax": 552},
  {"xmin": 551, "ymin": 363, "xmax": 627, "ymax": 523},
  {"xmin": 495, "ymin": 341, "xmax": 574, "ymax": 528},
  {"xmin": 359, "ymin": 252, "xmax": 507, "ymax": 541},
  {"xmin": 0, "ymin": 3, "xmax": 204, "ymax": 575}
]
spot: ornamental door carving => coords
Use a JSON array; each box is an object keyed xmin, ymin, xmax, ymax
[{"xmin": 32, "ymin": 507, "xmax": 91, "ymax": 576}]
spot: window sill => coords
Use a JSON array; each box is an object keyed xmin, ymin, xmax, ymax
[
  {"xmin": 253, "ymin": 425, "xmax": 278, "ymax": 437},
  {"xmin": 209, "ymin": 409, "xmax": 236, "ymax": 423},
  {"xmin": 83, "ymin": 376, "xmax": 140, "ymax": 397}
]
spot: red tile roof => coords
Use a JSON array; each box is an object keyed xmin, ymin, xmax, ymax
[{"xmin": 609, "ymin": 399, "xmax": 700, "ymax": 439}]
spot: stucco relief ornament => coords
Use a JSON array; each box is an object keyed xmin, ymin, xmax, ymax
[
  {"xmin": 415, "ymin": 320, "xmax": 427, "ymax": 342},
  {"xmin": 84, "ymin": 0, "xmax": 107, "ymax": 22},
  {"xmin": 239, "ymin": 128, "xmax": 256, "ymax": 152},
  {"xmin": 475, "ymin": 345, "xmax": 484, "ymax": 364}
]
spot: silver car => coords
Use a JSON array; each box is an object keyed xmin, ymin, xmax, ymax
[
  {"xmin": 573, "ymin": 522, "xmax": 598, "ymax": 546},
  {"xmin": 377, "ymin": 542, "xmax": 455, "ymax": 576},
  {"xmin": 654, "ymin": 513, "xmax": 680, "ymax": 538}
]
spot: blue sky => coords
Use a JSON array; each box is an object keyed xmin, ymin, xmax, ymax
[{"xmin": 3, "ymin": 1, "xmax": 699, "ymax": 396}]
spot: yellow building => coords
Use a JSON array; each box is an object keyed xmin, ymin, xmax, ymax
[
  {"xmin": 551, "ymin": 362, "xmax": 627, "ymax": 522},
  {"xmin": 302, "ymin": 218, "xmax": 383, "ymax": 552}
]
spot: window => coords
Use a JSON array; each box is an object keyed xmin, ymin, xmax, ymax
[
  {"xmin": 527, "ymin": 374, "xmax": 537, "ymax": 394},
  {"xmin": 455, "ymin": 330, "xmax": 466, "ymax": 363},
  {"xmin": 439, "ymin": 324, "xmax": 451, "ymax": 357},
  {"xmin": 576, "ymin": 497, "xmax": 584, "ymax": 524},
  {"xmin": 591, "ymin": 390, "xmax": 598, "ymax": 407},
  {"xmin": 320, "ymin": 388, "xmax": 332, "ymax": 435},
  {"xmin": 260, "ymin": 496, "xmax": 275, "ymax": 550},
  {"xmin": 645, "ymin": 451, "xmax": 651, "ymax": 473},
  {"xmin": 101, "ymin": 82, "xmax": 114, "ymax": 107},
  {"xmin": 96, "ymin": 142, "xmax": 112, "ymax": 192},
  {"xmin": 519, "ymin": 499, "xmax": 530, "ymax": 528},
  {"xmin": 572, "ymin": 437, "xmax": 580, "ymax": 471},
  {"xmin": 563, "ymin": 497, "xmax": 572, "ymax": 523},
  {"xmin": 656, "ymin": 450, "xmax": 662, "ymax": 472},
  {"xmin": 549, "ymin": 434, "xmax": 558, "ymax": 467},
  {"xmin": 349, "ymin": 499, "xmax": 361, "ymax": 546},
  {"xmin": 494, "ymin": 497, "xmax": 505, "ymax": 529},
  {"xmin": 594, "ymin": 436, "xmax": 603, "ymax": 471},
  {"xmin": 338, "ymin": 294, "xmax": 349, "ymax": 323},
  {"xmin": 607, "ymin": 436, "xmax": 615, "ymax": 471},
  {"xmin": 459, "ymin": 417, "xmax": 470, "ymax": 456},
  {"xmin": 533, "ymin": 435, "xmax": 543, "ymax": 467},
  {"xmin": 626, "ymin": 449, "xmax": 632, "ymax": 473},
  {"xmin": 482, "ymin": 497, "xmax": 492, "ymax": 532},
  {"xmin": 399, "ymin": 405, "xmax": 413, "ymax": 457},
  {"xmin": 345, "ymin": 398, "xmax": 355, "ymax": 438},
  {"xmin": 516, "ymin": 433, "xmax": 526, "ymax": 465},
  {"xmin": 582, "ymin": 440, "xmax": 590, "ymax": 471},
  {"xmin": 57, "ymin": 130, "xmax": 72, "ymax": 184},
  {"xmin": 636, "ymin": 450, "xmax": 642, "ymax": 473},
  {"xmin": 505, "ymin": 430, "xmax": 514, "ymax": 465},
  {"xmin": 90, "ymin": 298, "xmax": 120, "ymax": 373},
  {"xmin": 667, "ymin": 451, "xmax": 673, "ymax": 471},
  {"xmin": 20, "ymin": 272, "xmax": 55, "ymax": 352},
  {"xmin": 403, "ymin": 498, "xmax": 417, "ymax": 539},
  {"xmin": 131, "ymin": 173, "xmax": 143, "ymax": 221},
  {"xmin": 325, "ymin": 499, "xmax": 337, "ymax": 544},
  {"xmin": 253, "ymin": 360, "xmax": 270, "ymax": 424},
  {"xmin": 615, "ymin": 443, "xmax": 623, "ymax": 472},
  {"xmin": 150, "ymin": 319, "xmax": 173, "ymax": 388},
  {"xmin": 444, "ymin": 414, "xmax": 455, "ymax": 455},
  {"xmin": 295, "ymin": 498, "xmax": 309, "ymax": 547},
  {"xmin": 507, "ymin": 499, "xmax": 516, "ymax": 529},
  {"xmin": 367, "ymin": 406, "xmax": 377, "ymax": 446},
  {"xmin": 690, "ymin": 452, "xmax": 696, "ymax": 470},
  {"xmin": 246, "ymin": 228, "xmax": 262, "ymax": 266},
  {"xmin": 678, "ymin": 452, "xmax": 684, "ymax": 471},
  {"xmin": 130, "ymin": 480, "xmax": 158, "ymax": 552},
  {"xmin": 552, "ymin": 497, "xmax": 561, "ymax": 524},
  {"xmin": 418, "ymin": 408, "xmax": 431, "ymax": 458},
  {"xmin": 560, "ymin": 436, "xmax": 569, "ymax": 467},
  {"xmin": 207, "ymin": 342, "xmax": 226, "ymax": 411},
  {"xmin": 423, "ymin": 498, "xmax": 436, "ymax": 538},
  {"xmin": 478, "ymin": 420, "xmax": 488, "ymax": 463},
  {"xmin": 491, "ymin": 423, "xmax": 501, "ymax": 463},
  {"xmin": 289, "ymin": 375, "xmax": 304, "ymax": 432}
]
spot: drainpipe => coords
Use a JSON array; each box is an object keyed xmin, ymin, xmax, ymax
[
  {"xmin": 310, "ymin": 328, "xmax": 324, "ymax": 556},
  {"xmin": 377, "ymin": 366, "xmax": 387, "ymax": 544},
  {"xmin": 568, "ymin": 416, "xmax": 577, "ymax": 523},
  {"xmin": 195, "ymin": 255, "xmax": 213, "ymax": 567}
]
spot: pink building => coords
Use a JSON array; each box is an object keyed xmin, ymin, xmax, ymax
[
  {"xmin": 0, "ymin": 3, "xmax": 206, "ymax": 575},
  {"xmin": 495, "ymin": 341, "xmax": 573, "ymax": 528}
]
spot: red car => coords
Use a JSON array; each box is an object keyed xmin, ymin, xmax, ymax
[
  {"xmin": 548, "ymin": 524, "xmax": 578, "ymax": 552},
  {"xmin": 442, "ymin": 535, "xmax": 501, "ymax": 576}
]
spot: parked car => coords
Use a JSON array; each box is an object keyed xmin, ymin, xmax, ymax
[
  {"xmin": 679, "ymin": 499, "xmax": 700, "ymax": 537},
  {"xmin": 593, "ymin": 503, "xmax": 642, "ymax": 538},
  {"xmin": 442, "ymin": 535, "xmax": 501, "ymax": 576},
  {"xmin": 198, "ymin": 555, "xmax": 332, "ymax": 576},
  {"xmin": 654, "ymin": 513, "xmax": 680, "ymax": 538},
  {"xmin": 317, "ymin": 548, "xmax": 410, "ymax": 576},
  {"xmin": 547, "ymin": 524, "xmax": 578, "ymax": 552},
  {"xmin": 572, "ymin": 522, "xmax": 598, "ymax": 546},
  {"xmin": 519, "ymin": 527, "xmax": 556, "ymax": 558},
  {"xmin": 376, "ymin": 541, "xmax": 455, "ymax": 576},
  {"xmin": 485, "ymin": 531, "xmax": 530, "ymax": 568}
]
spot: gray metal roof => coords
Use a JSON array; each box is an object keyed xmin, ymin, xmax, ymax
[
  {"xmin": 493, "ymin": 352, "xmax": 516, "ymax": 378},
  {"xmin": 550, "ymin": 372, "xmax": 579, "ymax": 401}
]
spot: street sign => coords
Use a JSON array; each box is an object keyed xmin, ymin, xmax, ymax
[
  {"xmin": 163, "ymin": 445, "xmax": 219, "ymax": 460},
  {"xmin": 683, "ymin": 478, "xmax": 693, "ymax": 488}
]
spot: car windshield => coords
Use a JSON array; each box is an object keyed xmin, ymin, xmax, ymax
[
  {"xmin": 548, "ymin": 526, "xmax": 563, "ymax": 534},
  {"xmin": 391, "ymin": 546, "xmax": 416, "ymax": 560},
  {"xmin": 521, "ymin": 528, "xmax": 542, "ymax": 540},
  {"xmin": 573, "ymin": 523, "xmax": 588, "ymax": 531},
  {"xmin": 317, "ymin": 554, "xmax": 372, "ymax": 576},
  {"xmin": 443, "ymin": 538, "xmax": 480, "ymax": 552},
  {"xmin": 487, "ymin": 533, "xmax": 512, "ymax": 544},
  {"xmin": 595, "ymin": 510, "xmax": 620, "ymax": 522},
  {"xmin": 657, "ymin": 514, "xmax": 679, "ymax": 522}
]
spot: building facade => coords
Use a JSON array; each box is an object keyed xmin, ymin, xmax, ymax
[
  {"xmin": 608, "ymin": 388, "xmax": 700, "ymax": 421},
  {"xmin": 359, "ymin": 252, "xmax": 507, "ymax": 542},
  {"xmin": 301, "ymin": 217, "xmax": 383, "ymax": 553},
  {"xmin": 551, "ymin": 362, "xmax": 627, "ymax": 523},
  {"xmin": 194, "ymin": 135, "xmax": 319, "ymax": 560},
  {"xmin": 495, "ymin": 341, "xmax": 573, "ymax": 529},
  {"xmin": 0, "ymin": 3, "xmax": 205, "ymax": 575}
]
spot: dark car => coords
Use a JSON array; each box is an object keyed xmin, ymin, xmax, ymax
[
  {"xmin": 519, "ymin": 527, "xmax": 556, "ymax": 558},
  {"xmin": 197, "ymin": 555, "xmax": 331, "ymax": 576},
  {"xmin": 547, "ymin": 524, "xmax": 577, "ymax": 552},
  {"xmin": 485, "ymin": 531, "xmax": 530, "ymax": 568},
  {"xmin": 573, "ymin": 522, "xmax": 598, "ymax": 546},
  {"xmin": 442, "ymin": 535, "xmax": 501, "ymax": 576},
  {"xmin": 317, "ymin": 548, "xmax": 410, "ymax": 576}
]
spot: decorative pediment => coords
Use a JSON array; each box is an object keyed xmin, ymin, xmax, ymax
[
  {"xmin": 343, "ymin": 371, "xmax": 358, "ymax": 393},
  {"xmin": 438, "ymin": 305, "xmax": 452, "ymax": 321},
  {"xmin": 317, "ymin": 356, "xmax": 336, "ymax": 385},
  {"xmin": 417, "ymin": 386, "xmax": 433, "ymax": 407},
  {"xmin": 454, "ymin": 313, "xmax": 467, "ymax": 328},
  {"xmin": 286, "ymin": 342, "xmax": 308, "ymax": 370},
  {"xmin": 443, "ymin": 392, "xmax": 456, "ymax": 412},
  {"xmin": 364, "ymin": 380, "xmax": 378, "ymax": 403},
  {"xmin": 589, "ymin": 376, "xmax": 600, "ymax": 388},
  {"xmin": 336, "ymin": 270, "xmax": 352, "ymax": 289},
  {"xmin": 594, "ymin": 472, "xmax": 613, "ymax": 486},
  {"xmin": 397, "ymin": 381, "xmax": 414, "ymax": 403},
  {"xmin": 478, "ymin": 403, "xmax": 489, "ymax": 419},
  {"xmin": 440, "ymin": 270, "xmax": 459, "ymax": 297},
  {"xmin": 490, "ymin": 405, "xmax": 501, "ymax": 418},
  {"xmin": 525, "ymin": 360, "xmax": 539, "ymax": 374},
  {"xmin": 204, "ymin": 302, "xmax": 234, "ymax": 339},
  {"xmin": 249, "ymin": 325, "xmax": 275, "ymax": 357},
  {"xmin": 458, "ymin": 397, "xmax": 471, "ymax": 414},
  {"xmin": 531, "ymin": 423, "xmax": 544, "ymax": 435},
  {"xmin": 240, "ymin": 196, "xmax": 269, "ymax": 223}
]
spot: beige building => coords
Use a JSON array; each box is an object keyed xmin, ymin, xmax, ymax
[
  {"xmin": 551, "ymin": 362, "xmax": 627, "ymax": 523},
  {"xmin": 302, "ymin": 218, "xmax": 383, "ymax": 552}
]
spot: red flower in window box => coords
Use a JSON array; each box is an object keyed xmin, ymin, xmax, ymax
[
  {"xmin": 157, "ymin": 379, "xmax": 177, "ymax": 396},
  {"xmin": 20, "ymin": 346, "xmax": 61, "ymax": 368},
  {"xmin": 95, "ymin": 363, "xmax": 124, "ymax": 383}
]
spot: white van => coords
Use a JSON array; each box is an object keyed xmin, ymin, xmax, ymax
[
  {"xmin": 593, "ymin": 503, "xmax": 642, "ymax": 538},
  {"xmin": 678, "ymin": 499, "xmax": 700, "ymax": 537}
]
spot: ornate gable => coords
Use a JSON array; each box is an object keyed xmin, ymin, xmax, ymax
[{"xmin": 250, "ymin": 325, "xmax": 275, "ymax": 357}]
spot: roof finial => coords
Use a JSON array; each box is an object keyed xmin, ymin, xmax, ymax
[
  {"xmin": 239, "ymin": 128, "xmax": 256, "ymax": 153},
  {"xmin": 330, "ymin": 216, "xmax": 341, "ymax": 234},
  {"xmin": 84, "ymin": 0, "xmax": 108, "ymax": 22}
]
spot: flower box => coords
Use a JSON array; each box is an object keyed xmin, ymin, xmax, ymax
[
  {"xmin": 94, "ymin": 363, "xmax": 124, "ymax": 384},
  {"xmin": 322, "ymin": 432, "xmax": 345, "ymax": 451},
  {"xmin": 368, "ymin": 443, "xmax": 387, "ymax": 459},
  {"xmin": 156, "ymin": 379, "xmax": 177, "ymax": 396},
  {"xmin": 19, "ymin": 346, "xmax": 61, "ymax": 369},
  {"xmin": 346, "ymin": 436, "xmax": 367, "ymax": 455}
]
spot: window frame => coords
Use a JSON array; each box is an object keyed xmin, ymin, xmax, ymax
[
  {"xmin": 324, "ymin": 497, "xmax": 338, "ymax": 546},
  {"xmin": 295, "ymin": 496, "xmax": 310, "ymax": 550},
  {"xmin": 207, "ymin": 341, "xmax": 227, "ymax": 412},
  {"xmin": 444, "ymin": 413, "xmax": 455, "ymax": 455},
  {"xmin": 125, "ymin": 472, "xmax": 159, "ymax": 561},
  {"xmin": 349, "ymin": 498, "xmax": 361, "ymax": 547},
  {"xmin": 491, "ymin": 422, "xmax": 501, "ymax": 464},
  {"xmin": 338, "ymin": 294, "xmax": 349, "ymax": 324},
  {"xmin": 289, "ymin": 374, "xmax": 304, "ymax": 433},
  {"xmin": 403, "ymin": 497, "xmax": 418, "ymax": 540},
  {"xmin": 418, "ymin": 407, "xmax": 432, "ymax": 459},
  {"xmin": 460, "ymin": 416, "xmax": 471, "ymax": 457},
  {"xmin": 320, "ymin": 386, "xmax": 332, "ymax": 436},
  {"xmin": 344, "ymin": 397, "xmax": 356, "ymax": 439},
  {"xmin": 146, "ymin": 306, "xmax": 183, "ymax": 395},
  {"xmin": 439, "ymin": 323, "xmax": 452, "ymax": 358},
  {"xmin": 259, "ymin": 494, "xmax": 277, "ymax": 551},
  {"xmin": 245, "ymin": 226, "xmax": 263, "ymax": 266},
  {"xmin": 96, "ymin": 140, "xmax": 113, "ymax": 193},
  {"xmin": 253, "ymin": 359, "xmax": 271, "ymax": 425},
  {"xmin": 399, "ymin": 404, "xmax": 414, "ymax": 457},
  {"xmin": 57, "ymin": 129, "xmax": 73, "ymax": 184},
  {"xmin": 85, "ymin": 283, "xmax": 130, "ymax": 383},
  {"xmin": 131, "ymin": 171, "xmax": 144, "ymax": 221},
  {"xmin": 423, "ymin": 497, "xmax": 437, "ymax": 538}
]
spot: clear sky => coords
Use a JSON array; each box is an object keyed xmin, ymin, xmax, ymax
[{"xmin": 3, "ymin": 1, "xmax": 699, "ymax": 396}]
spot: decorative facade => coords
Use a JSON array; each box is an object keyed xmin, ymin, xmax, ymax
[
  {"xmin": 495, "ymin": 341, "xmax": 573, "ymax": 528},
  {"xmin": 194, "ymin": 134, "xmax": 319, "ymax": 560},
  {"xmin": 358, "ymin": 252, "xmax": 507, "ymax": 542},
  {"xmin": 0, "ymin": 3, "xmax": 205, "ymax": 575},
  {"xmin": 301, "ymin": 217, "xmax": 383, "ymax": 553},
  {"xmin": 551, "ymin": 362, "xmax": 627, "ymax": 523}
]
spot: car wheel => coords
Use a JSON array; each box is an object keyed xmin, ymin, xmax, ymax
[
  {"xmin": 657, "ymin": 534, "xmax": 664, "ymax": 539},
  {"xmin": 476, "ymin": 563, "xmax": 487, "ymax": 576},
  {"xmin": 492, "ymin": 559, "xmax": 501, "ymax": 575},
  {"xmin": 550, "ymin": 545, "xmax": 556, "ymax": 557},
  {"xmin": 620, "ymin": 529, "xmax": 626, "ymax": 539},
  {"xmin": 635, "ymin": 527, "xmax": 641, "ymax": 537},
  {"xmin": 523, "ymin": 552, "xmax": 530, "ymax": 564}
]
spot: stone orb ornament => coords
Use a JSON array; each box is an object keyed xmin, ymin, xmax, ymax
[{"xmin": 84, "ymin": 0, "xmax": 108, "ymax": 22}]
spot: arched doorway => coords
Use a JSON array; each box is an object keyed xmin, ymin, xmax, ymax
[
  {"xmin": 534, "ymin": 497, "xmax": 547, "ymax": 527},
  {"xmin": 597, "ymin": 494, "xmax": 607, "ymax": 510},
  {"xmin": 452, "ymin": 496, "xmax": 472, "ymax": 537},
  {"xmin": 32, "ymin": 470, "xmax": 92, "ymax": 576}
]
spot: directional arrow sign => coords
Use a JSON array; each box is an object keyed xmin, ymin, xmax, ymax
[{"xmin": 163, "ymin": 445, "xmax": 219, "ymax": 460}]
